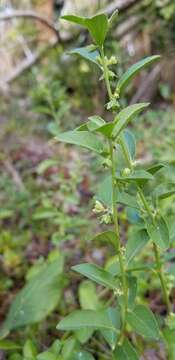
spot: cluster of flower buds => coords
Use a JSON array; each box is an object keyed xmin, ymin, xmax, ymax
[
  {"xmin": 93, "ymin": 200, "xmax": 112, "ymax": 224},
  {"xmin": 122, "ymin": 167, "xmax": 132, "ymax": 177},
  {"xmin": 166, "ymin": 312, "xmax": 175, "ymax": 330},
  {"xmin": 93, "ymin": 200, "xmax": 105, "ymax": 214},
  {"xmin": 97, "ymin": 55, "xmax": 118, "ymax": 67},
  {"xmin": 114, "ymin": 288, "xmax": 123, "ymax": 297}
]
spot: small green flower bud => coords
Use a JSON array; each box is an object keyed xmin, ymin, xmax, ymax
[
  {"xmin": 122, "ymin": 167, "xmax": 131, "ymax": 177},
  {"xmin": 121, "ymin": 246, "xmax": 126, "ymax": 255},
  {"xmin": 100, "ymin": 213, "xmax": 112, "ymax": 224},
  {"xmin": 131, "ymin": 160, "xmax": 137, "ymax": 168},
  {"xmin": 108, "ymin": 55, "xmax": 118, "ymax": 65},
  {"xmin": 166, "ymin": 312, "xmax": 175, "ymax": 330},
  {"xmin": 114, "ymin": 288, "xmax": 123, "ymax": 296},
  {"xmin": 114, "ymin": 90, "xmax": 120, "ymax": 99},
  {"xmin": 93, "ymin": 200, "xmax": 105, "ymax": 214},
  {"xmin": 102, "ymin": 158, "xmax": 112, "ymax": 168}
]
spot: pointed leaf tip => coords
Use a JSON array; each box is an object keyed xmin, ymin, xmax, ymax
[{"xmin": 118, "ymin": 55, "xmax": 161, "ymax": 94}]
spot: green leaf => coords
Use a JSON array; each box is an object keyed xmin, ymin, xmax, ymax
[
  {"xmin": 79, "ymin": 280, "xmax": 100, "ymax": 310},
  {"xmin": 0, "ymin": 209, "xmax": 13, "ymax": 219},
  {"xmin": 146, "ymin": 215, "xmax": 170, "ymax": 250},
  {"xmin": 158, "ymin": 190, "xmax": 175, "ymax": 200},
  {"xmin": 73, "ymin": 351, "xmax": 95, "ymax": 360},
  {"xmin": 127, "ymin": 277, "xmax": 138, "ymax": 310},
  {"xmin": 126, "ymin": 207, "xmax": 142, "ymax": 224},
  {"xmin": 37, "ymin": 352, "xmax": 57, "ymax": 360},
  {"xmin": 55, "ymin": 131, "xmax": 104, "ymax": 154},
  {"xmin": 163, "ymin": 327, "xmax": 175, "ymax": 359},
  {"xmin": 76, "ymin": 116, "xmax": 105, "ymax": 132},
  {"xmin": 113, "ymin": 339, "xmax": 139, "ymax": 360},
  {"xmin": 117, "ymin": 55, "xmax": 161, "ymax": 94},
  {"xmin": 166, "ymin": 313, "xmax": 175, "ymax": 331},
  {"xmin": 72, "ymin": 263, "xmax": 118, "ymax": 290},
  {"xmin": 96, "ymin": 175, "xmax": 116, "ymax": 207},
  {"xmin": 33, "ymin": 209, "xmax": 57, "ymax": 220},
  {"xmin": 112, "ymin": 103, "xmax": 149, "ymax": 138},
  {"xmin": 117, "ymin": 191, "xmax": 139, "ymax": 209},
  {"xmin": 95, "ymin": 123, "xmax": 114, "ymax": 138},
  {"xmin": 146, "ymin": 163, "xmax": 165, "ymax": 175},
  {"xmin": 0, "ymin": 340, "xmax": 21, "ymax": 350},
  {"xmin": 126, "ymin": 229, "xmax": 149, "ymax": 265},
  {"xmin": 87, "ymin": 116, "xmax": 106, "ymax": 131},
  {"xmin": 8, "ymin": 353, "xmax": 22, "ymax": 360},
  {"xmin": 116, "ymin": 170, "xmax": 154, "ymax": 182},
  {"xmin": 101, "ymin": 308, "xmax": 121, "ymax": 350},
  {"xmin": 108, "ymin": 9, "xmax": 119, "ymax": 28},
  {"xmin": 61, "ymin": 15, "xmax": 85, "ymax": 26},
  {"xmin": 23, "ymin": 339, "xmax": 37, "ymax": 358},
  {"xmin": 1, "ymin": 257, "xmax": 64, "ymax": 334},
  {"xmin": 61, "ymin": 338, "xmax": 77, "ymax": 360},
  {"xmin": 50, "ymin": 340, "xmax": 62, "ymax": 355},
  {"xmin": 119, "ymin": 276, "xmax": 137, "ymax": 311},
  {"xmin": 76, "ymin": 280, "xmax": 99, "ymax": 343},
  {"xmin": 105, "ymin": 256, "xmax": 120, "ymax": 277},
  {"xmin": 61, "ymin": 14, "xmax": 108, "ymax": 46},
  {"xmin": 152, "ymin": 185, "xmax": 175, "ymax": 201},
  {"xmin": 93, "ymin": 230, "xmax": 117, "ymax": 249},
  {"xmin": 57, "ymin": 308, "xmax": 120, "ymax": 333},
  {"xmin": 69, "ymin": 46, "xmax": 100, "ymax": 66},
  {"xmin": 127, "ymin": 304, "xmax": 160, "ymax": 340},
  {"xmin": 85, "ymin": 14, "xmax": 109, "ymax": 46},
  {"xmin": 121, "ymin": 129, "xmax": 136, "ymax": 160}
]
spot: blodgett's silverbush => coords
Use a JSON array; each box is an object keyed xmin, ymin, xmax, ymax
[{"xmin": 55, "ymin": 11, "xmax": 175, "ymax": 360}]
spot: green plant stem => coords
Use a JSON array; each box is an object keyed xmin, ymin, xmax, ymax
[
  {"xmin": 100, "ymin": 47, "xmax": 113, "ymax": 99},
  {"xmin": 100, "ymin": 45, "xmax": 128, "ymax": 344},
  {"xmin": 109, "ymin": 141, "xmax": 128, "ymax": 343},
  {"xmin": 138, "ymin": 187, "xmax": 171, "ymax": 314},
  {"xmin": 153, "ymin": 242, "xmax": 171, "ymax": 314},
  {"xmin": 118, "ymin": 137, "xmax": 171, "ymax": 314}
]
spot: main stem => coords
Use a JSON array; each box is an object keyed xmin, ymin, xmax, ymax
[
  {"xmin": 100, "ymin": 46, "xmax": 128, "ymax": 343},
  {"xmin": 138, "ymin": 187, "xmax": 171, "ymax": 314}
]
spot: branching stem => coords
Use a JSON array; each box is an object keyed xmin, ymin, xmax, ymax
[
  {"xmin": 138, "ymin": 187, "xmax": 171, "ymax": 314},
  {"xmin": 100, "ymin": 46, "xmax": 128, "ymax": 344},
  {"xmin": 119, "ymin": 137, "xmax": 171, "ymax": 314}
]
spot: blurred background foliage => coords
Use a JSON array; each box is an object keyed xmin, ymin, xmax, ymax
[{"xmin": 0, "ymin": 0, "xmax": 175, "ymax": 359}]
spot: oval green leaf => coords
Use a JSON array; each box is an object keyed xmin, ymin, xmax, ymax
[
  {"xmin": 113, "ymin": 339, "xmax": 139, "ymax": 360},
  {"xmin": 73, "ymin": 351, "xmax": 95, "ymax": 360},
  {"xmin": 57, "ymin": 308, "xmax": 120, "ymax": 333},
  {"xmin": 72, "ymin": 263, "xmax": 118, "ymax": 290},
  {"xmin": 61, "ymin": 14, "xmax": 108, "ymax": 46},
  {"xmin": 1, "ymin": 257, "xmax": 64, "ymax": 335},
  {"xmin": 126, "ymin": 229, "xmax": 149, "ymax": 265},
  {"xmin": 146, "ymin": 215, "xmax": 170, "ymax": 250},
  {"xmin": 117, "ymin": 55, "xmax": 161, "ymax": 94},
  {"xmin": 55, "ymin": 131, "xmax": 104, "ymax": 154},
  {"xmin": 69, "ymin": 46, "xmax": 100, "ymax": 66},
  {"xmin": 127, "ymin": 304, "xmax": 160, "ymax": 340},
  {"xmin": 101, "ymin": 308, "xmax": 121, "ymax": 350},
  {"xmin": 112, "ymin": 103, "xmax": 149, "ymax": 138}
]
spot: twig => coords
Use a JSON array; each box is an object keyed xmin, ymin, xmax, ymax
[
  {"xmin": 0, "ymin": 38, "xmax": 57, "ymax": 85},
  {"xmin": 104, "ymin": 0, "xmax": 141, "ymax": 14},
  {"xmin": 0, "ymin": 10, "xmax": 60, "ymax": 41},
  {"xmin": 3, "ymin": 159, "xmax": 25, "ymax": 191}
]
